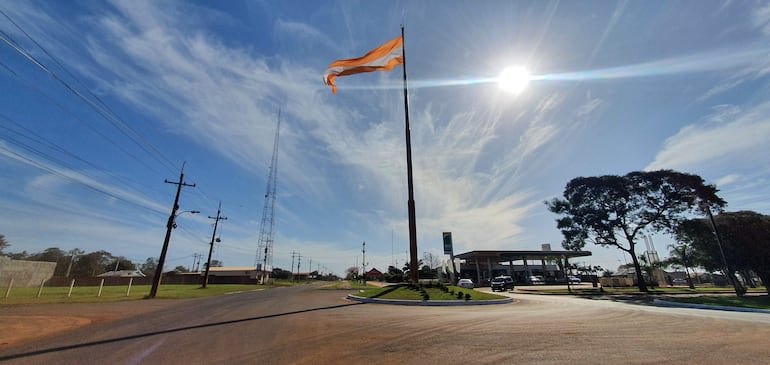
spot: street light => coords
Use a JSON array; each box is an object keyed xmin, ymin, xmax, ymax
[{"xmin": 149, "ymin": 209, "xmax": 199, "ymax": 298}]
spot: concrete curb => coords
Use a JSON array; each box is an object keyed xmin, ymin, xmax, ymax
[
  {"xmin": 347, "ymin": 294, "xmax": 513, "ymax": 306},
  {"xmin": 653, "ymin": 299, "xmax": 770, "ymax": 314}
]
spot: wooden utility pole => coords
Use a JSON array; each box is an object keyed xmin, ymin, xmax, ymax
[
  {"xmin": 202, "ymin": 202, "xmax": 227, "ymax": 288},
  {"xmin": 149, "ymin": 165, "xmax": 195, "ymax": 298}
]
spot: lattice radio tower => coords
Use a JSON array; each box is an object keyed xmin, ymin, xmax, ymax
[{"xmin": 255, "ymin": 110, "xmax": 281, "ymax": 283}]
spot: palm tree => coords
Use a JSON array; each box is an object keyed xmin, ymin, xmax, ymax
[{"xmin": 666, "ymin": 243, "xmax": 696, "ymax": 289}]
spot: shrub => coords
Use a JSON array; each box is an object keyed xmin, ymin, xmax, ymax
[
  {"xmin": 456, "ymin": 291, "xmax": 464, "ymax": 299},
  {"xmin": 464, "ymin": 293, "xmax": 471, "ymax": 301}
]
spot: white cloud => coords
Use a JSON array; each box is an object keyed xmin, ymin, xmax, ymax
[
  {"xmin": 716, "ymin": 174, "xmax": 740, "ymax": 187},
  {"xmin": 752, "ymin": 3, "xmax": 770, "ymax": 35},
  {"xmin": 646, "ymin": 101, "xmax": 770, "ymax": 171}
]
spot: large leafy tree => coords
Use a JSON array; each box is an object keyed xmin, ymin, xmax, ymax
[
  {"xmin": 678, "ymin": 211, "xmax": 770, "ymax": 295},
  {"xmin": 547, "ymin": 170, "xmax": 725, "ymax": 292},
  {"xmin": 71, "ymin": 250, "xmax": 115, "ymax": 277}
]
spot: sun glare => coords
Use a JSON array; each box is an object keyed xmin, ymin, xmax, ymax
[{"xmin": 498, "ymin": 66, "xmax": 530, "ymax": 93}]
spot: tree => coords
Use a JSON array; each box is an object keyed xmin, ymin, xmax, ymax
[
  {"xmin": 547, "ymin": 170, "xmax": 725, "ymax": 292},
  {"xmin": 345, "ymin": 266, "xmax": 359, "ymax": 280},
  {"xmin": 173, "ymin": 265, "xmax": 189, "ymax": 273},
  {"xmin": 106, "ymin": 256, "xmax": 136, "ymax": 272},
  {"xmin": 419, "ymin": 264, "xmax": 436, "ymax": 279},
  {"xmin": 272, "ymin": 267, "xmax": 291, "ymax": 280},
  {"xmin": 71, "ymin": 250, "xmax": 115, "ymax": 277},
  {"xmin": 402, "ymin": 259, "xmax": 423, "ymax": 277},
  {"xmin": 384, "ymin": 265, "xmax": 405, "ymax": 283},
  {"xmin": 422, "ymin": 252, "xmax": 441, "ymax": 271},
  {"xmin": 24, "ymin": 247, "xmax": 67, "ymax": 275},
  {"xmin": 678, "ymin": 211, "xmax": 770, "ymax": 295},
  {"xmin": 210, "ymin": 259, "xmax": 223, "ymax": 268},
  {"xmin": 0, "ymin": 234, "xmax": 9, "ymax": 254},
  {"xmin": 664, "ymin": 243, "xmax": 697, "ymax": 289},
  {"xmin": 141, "ymin": 257, "xmax": 158, "ymax": 278}
]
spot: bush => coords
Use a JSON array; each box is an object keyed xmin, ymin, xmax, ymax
[
  {"xmin": 464, "ymin": 293, "xmax": 471, "ymax": 301},
  {"xmin": 456, "ymin": 291, "xmax": 464, "ymax": 299}
]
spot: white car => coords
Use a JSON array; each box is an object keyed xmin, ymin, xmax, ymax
[
  {"xmin": 569, "ymin": 276, "xmax": 581, "ymax": 284},
  {"xmin": 457, "ymin": 279, "xmax": 475, "ymax": 289},
  {"xmin": 529, "ymin": 275, "xmax": 544, "ymax": 285}
]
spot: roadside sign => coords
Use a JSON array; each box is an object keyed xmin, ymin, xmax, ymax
[{"xmin": 443, "ymin": 232, "xmax": 453, "ymax": 255}]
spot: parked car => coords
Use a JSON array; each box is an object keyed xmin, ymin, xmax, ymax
[
  {"xmin": 672, "ymin": 278, "xmax": 687, "ymax": 286},
  {"xmin": 569, "ymin": 276, "xmax": 581, "ymax": 284},
  {"xmin": 491, "ymin": 276, "xmax": 515, "ymax": 292},
  {"xmin": 529, "ymin": 275, "xmax": 544, "ymax": 285},
  {"xmin": 457, "ymin": 278, "xmax": 475, "ymax": 289}
]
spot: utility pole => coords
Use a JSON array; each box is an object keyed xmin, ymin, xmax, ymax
[
  {"xmin": 362, "ymin": 241, "xmax": 367, "ymax": 286},
  {"xmin": 297, "ymin": 252, "xmax": 301, "ymax": 281},
  {"xmin": 191, "ymin": 253, "xmax": 202, "ymax": 272},
  {"xmin": 149, "ymin": 164, "xmax": 195, "ymax": 299},
  {"xmin": 290, "ymin": 251, "xmax": 296, "ymax": 282},
  {"xmin": 65, "ymin": 249, "xmax": 82, "ymax": 278},
  {"xmin": 308, "ymin": 258, "xmax": 312, "ymax": 279},
  {"xmin": 202, "ymin": 202, "xmax": 227, "ymax": 288}
]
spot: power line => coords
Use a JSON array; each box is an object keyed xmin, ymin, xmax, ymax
[{"xmin": 0, "ymin": 9, "xmax": 178, "ymax": 172}]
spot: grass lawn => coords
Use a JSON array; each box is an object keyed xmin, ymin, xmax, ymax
[
  {"xmin": 523, "ymin": 286, "xmax": 767, "ymax": 295},
  {"xmin": 665, "ymin": 295, "xmax": 770, "ymax": 310},
  {"xmin": 0, "ymin": 283, "xmax": 290, "ymax": 305},
  {"xmin": 356, "ymin": 284, "xmax": 507, "ymax": 301}
]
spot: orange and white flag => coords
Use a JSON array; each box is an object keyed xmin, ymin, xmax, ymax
[{"xmin": 323, "ymin": 35, "xmax": 403, "ymax": 94}]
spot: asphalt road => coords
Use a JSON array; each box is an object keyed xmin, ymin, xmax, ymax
[{"xmin": 2, "ymin": 285, "xmax": 769, "ymax": 364}]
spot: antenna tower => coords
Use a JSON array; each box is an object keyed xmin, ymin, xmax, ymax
[{"xmin": 255, "ymin": 110, "xmax": 281, "ymax": 283}]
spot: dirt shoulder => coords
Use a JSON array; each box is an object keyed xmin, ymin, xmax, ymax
[{"xmin": 0, "ymin": 299, "xmax": 180, "ymax": 349}]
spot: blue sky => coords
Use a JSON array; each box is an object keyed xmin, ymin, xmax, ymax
[{"xmin": 1, "ymin": 0, "xmax": 769, "ymax": 277}]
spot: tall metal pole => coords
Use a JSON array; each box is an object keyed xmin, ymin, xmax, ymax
[
  {"xmin": 401, "ymin": 26, "xmax": 419, "ymax": 283},
  {"xmin": 202, "ymin": 202, "xmax": 227, "ymax": 288},
  {"xmin": 704, "ymin": 205, "xmax": 744, "ymax": 296},
  {"xmin": 362, "ymin": 241, "xmax": 367, "ymax": 286},
  {"xmin": 149, "ymin": 165, "xmax": 195, "ymax": 298}
]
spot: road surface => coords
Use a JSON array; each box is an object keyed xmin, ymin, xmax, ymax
[{"xmin": 1, "ymin": 285, "xmax": 769, "ymax": 364}]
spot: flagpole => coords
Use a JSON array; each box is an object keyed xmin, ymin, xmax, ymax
[{"xmin": 401, "ymin": 25, "xmax": 419, "ymax": 283}]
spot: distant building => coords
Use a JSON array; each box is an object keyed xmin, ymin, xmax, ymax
[
  {"xmin": 366, "ymin": 268, "xmax": 384, "ymax": 280},
  {"xmin": 97, "ymin": 270, "xmax": 146, "ymax": 278}
]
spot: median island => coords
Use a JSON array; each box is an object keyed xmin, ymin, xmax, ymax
[{"xmin": 347, "ymin": 282, "xmax": 512, "ymax": 306}]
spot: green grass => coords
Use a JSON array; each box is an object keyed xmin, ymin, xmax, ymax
[
  {"xmin": 665, "ymin": 295, "xmax": 770, "ymax": 310},
  {"xmin": 0, "ymin": 283, "xmax": 285, "ymax": 305},
  {"xmin": 522, "ymin": 286, "xmax": 767, "ymax": 295},
  {"xmin": 356, "ymin": 284, "xmax": 507, "ymax": 301}
]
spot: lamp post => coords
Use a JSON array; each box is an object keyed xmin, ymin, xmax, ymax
[{"xmin": 149, "ymin": 210, "xmax": 199, "ymax": 298}]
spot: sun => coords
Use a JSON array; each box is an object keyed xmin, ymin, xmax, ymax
[{"xmin": 498, "ymin": 66, "xmax": 530, "ymax": 93}]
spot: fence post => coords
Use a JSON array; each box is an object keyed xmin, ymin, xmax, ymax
[
  {"xmin": 126, "ymin": 277, "xmax": 133, "ymax": 297},
  {"xmin": 67, "ymin": 279, "xmax": 76, "ymax": 297},
  {"xmin": 37, "ymin": 279, "xmax": 45, "ymax": 298},
  {"xmin": 97, "ymin": 278, "xmax": 105, "ymax": 297},
  {"xmin": 4, "ymin": 278, "xmax": 13, "ymax": 298}
]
